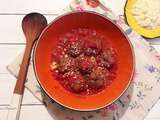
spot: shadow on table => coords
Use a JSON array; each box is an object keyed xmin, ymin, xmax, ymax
[{"xmin": 41, "ymin": 82, "xmax": 134, "ymax": 120}]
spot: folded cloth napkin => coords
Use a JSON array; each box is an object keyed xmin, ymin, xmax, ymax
[{"xmin": 7, "ymin": 0, "xmax": 160, "ymax": 120}]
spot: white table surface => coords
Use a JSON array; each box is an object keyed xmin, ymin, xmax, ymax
[{"xmin": 0, "ymin": 0, "xmax": 160, "ymax": 120}]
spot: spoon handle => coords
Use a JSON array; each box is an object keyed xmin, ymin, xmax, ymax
[
  {"xmin": 14, "ymin": 43, "xmax": 33, "ymax": 94},
  {"xmin": 7, "ymin": 43, "xmax": 33, "ymax": 120},
  {"xmin": 7, "ymin": 94, "xmax": 22, "ymax": 120}
]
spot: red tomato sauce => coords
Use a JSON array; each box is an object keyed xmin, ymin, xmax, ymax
[{"xmin": 50, "ymin": 28, "xmax": 117, "ymax": 95}]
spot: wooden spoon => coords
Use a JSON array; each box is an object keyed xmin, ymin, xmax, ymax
[{"xmin": 7, "ymin": 13, "xmax": 47, "ymax": 120}]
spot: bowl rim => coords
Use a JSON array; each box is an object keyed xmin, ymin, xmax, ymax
[{"xmin": 33, "ymin": 11, "xmax": 135, "ymax": 111}]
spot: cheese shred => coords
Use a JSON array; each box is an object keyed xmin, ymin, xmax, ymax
[{"xmin": 132, "ymin": 0, "xmax": 160, "ymax": 29}]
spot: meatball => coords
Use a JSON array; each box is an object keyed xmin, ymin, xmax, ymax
[
  {"xmin": 87, "ymin": 79, "xmax": 104, "ymax": 89},
  {"xmin": 97, "ymin": 49, "xmax": 117, "ymax": 68},
  {"xmin": 88, "ymin": 67, "xmax": 109, "ymax": 88},
  {"xmin": 90, "ymin": 67, "xmax": 108, "ymax": 80},
  {"xmin": 67, "ymin": 40, "xmax": 84, "ymax": 57},
  {"xmin": 78, "ymin": 55, "xmax": 97, "ymax": 74},
  {"xmin": 57, "ymin": 56, "xmax": 77, "ymax": 73},
  {"xmin": 97, "ymin": 55, "xmax": 112, "ymax": 68},
  {"xmin": 70, "ymin": 80, "xmax": 86, "ymax": 93},
  {"xmin": 68, "ymin": 73, "xmax": 87, "ymax": 93},
  {"xmin": 103, "ymin": 48, "xmax": 117, "ymax": 64}
]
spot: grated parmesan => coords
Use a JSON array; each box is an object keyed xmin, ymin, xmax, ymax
[{"xmin": 131, "ymin": 0, "xmax": 160, "ymax": 29}]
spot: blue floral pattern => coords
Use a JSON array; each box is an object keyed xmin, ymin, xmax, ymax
[{"xmin": 145, "ymin": 64, "xmax": 157, "ymax": 73}]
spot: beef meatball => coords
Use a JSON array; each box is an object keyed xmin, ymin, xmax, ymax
[
  {"xmin": 78, "ymin": 55, "xmax": 97, "ymax": 74},
  {"xmin": 67, "ymin": 40, "xmax": 84, "ymax": 57},
  {"xmin": 88, "ymin": 67, "xmax": 109, "ymax": 88},
  {"xmin": 97, "ymin": 48, "xmax": 117, "ymax": 68},
  {"xmin": 68, "ymin": 73, "xmax": 87, "ymax": 93},
  {"xmin": 57, "ymin": 56, "xmax": 77, "ymax": 73},
  {"xmin": 87, "ymin": 79, "xmax": 104, "ymax": 89},
  {"xmin": 97, "ymin": 55, "xmax": 112, "ymax": 68},
  {"xmin": 103, "ymin": 48, "xmax": 117, "ymax": 64}
]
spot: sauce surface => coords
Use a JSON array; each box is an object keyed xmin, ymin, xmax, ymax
[{"xmin": 50, "ymin": 28, "xmax": 117, "ymax": 95}]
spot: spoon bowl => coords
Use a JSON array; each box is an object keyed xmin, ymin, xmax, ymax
[{"xmin": 22, "ymin": 13, "xmax": 47, "ymax": 43}]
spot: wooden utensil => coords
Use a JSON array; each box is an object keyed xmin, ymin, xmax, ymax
[{"xmin": 7, "ymin": 13, "xmax": 47, "ymax": 120}]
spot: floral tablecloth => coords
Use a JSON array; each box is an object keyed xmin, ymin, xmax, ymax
[{"xmin": 7, "ymin": 0, "xmax": 160, "ymax": 120}]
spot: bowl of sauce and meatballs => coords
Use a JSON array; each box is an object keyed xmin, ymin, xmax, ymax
[{"xmin": 33, "ymin": 11, "xmax": 134, "ymax": 111}]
